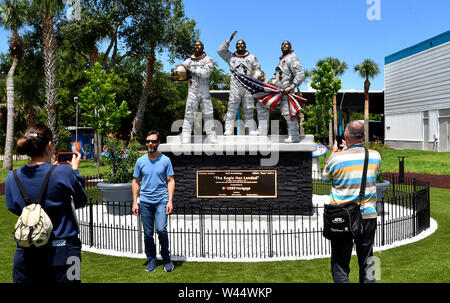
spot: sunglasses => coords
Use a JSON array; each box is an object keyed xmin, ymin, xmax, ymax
[{"xmin": 145, "ymin": 139, "xmax": 159, "ymax": 144}]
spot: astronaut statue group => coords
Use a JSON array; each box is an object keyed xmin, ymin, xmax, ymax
[{"xmin": 171, "ymin": 31, "xmax": 305, "ymax": 144}]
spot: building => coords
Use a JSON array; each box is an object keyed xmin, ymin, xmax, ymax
[
  {"xmin": 67, "ymin": 126, "xmax": 95, "ymax": 159},
  {"xmin": 384, "ymin": 30, "xmax": 450, "ymax": 152}
]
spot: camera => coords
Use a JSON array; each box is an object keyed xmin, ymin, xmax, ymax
[
  {"xmin": 335, "ymin": 135, "xmax": 344, "ymax": 150},
  {"xmin": 57, "ymin": 152, "xmax": 76, "ymax": 164}
]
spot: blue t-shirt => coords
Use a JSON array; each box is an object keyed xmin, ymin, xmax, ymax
[{"xmin": 133, "ymin": 153, "xmax": 174, "ymax": 204}]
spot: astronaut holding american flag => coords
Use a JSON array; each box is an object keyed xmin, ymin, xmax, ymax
[{"xmin": 232, "ymin": 40, "xmax": 306, "ymax": 143}]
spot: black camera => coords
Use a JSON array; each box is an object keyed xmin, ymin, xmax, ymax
[
  {"xmin": 57, "ymin": 152, "xmax": 76, "ymax": 164},
  {"xmin": 335, "ymin": 135, "xmax": 344, "ymax": 150}
]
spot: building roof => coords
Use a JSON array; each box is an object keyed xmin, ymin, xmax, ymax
[{"xmin": 385, "ymin": 30, "xmax": 450, "ymax": 65}]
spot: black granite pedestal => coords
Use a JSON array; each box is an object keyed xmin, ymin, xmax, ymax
[{"xmin": 159, "ymin": 135, "xmax": 316, "ymax": 215}]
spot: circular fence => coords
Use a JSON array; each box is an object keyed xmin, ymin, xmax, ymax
[{"xmin": 77, "ymin": 174, "xmax": 434, "ymax": 261}]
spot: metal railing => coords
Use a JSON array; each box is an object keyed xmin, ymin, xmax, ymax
[
  {"xmin": 78, "ymin": 173, "xmax": 431, "ymax": 260},
  {"xmin": 0, "ymin": 154, "xmax": 29, "ymax": 162}
]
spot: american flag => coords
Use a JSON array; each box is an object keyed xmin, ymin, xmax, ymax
[{"xmin": 231, "ymin": 69, "xmax": 307, "ymax": 120}]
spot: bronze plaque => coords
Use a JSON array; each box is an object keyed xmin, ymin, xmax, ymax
[{"xmin": 196, "ymin": 170, "xmax": 277, "ymax": 198}]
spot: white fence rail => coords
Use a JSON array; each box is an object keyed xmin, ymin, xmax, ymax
[{"xmin": 0, "ymin": 155, "xmax": 29, "ymax": 161}]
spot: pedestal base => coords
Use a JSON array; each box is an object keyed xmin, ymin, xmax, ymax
[{"xmin": 159, "ymin": 135, "xmax": 316, "ymax": 215}]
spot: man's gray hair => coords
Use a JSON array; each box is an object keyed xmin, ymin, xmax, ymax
[{"xmin": 345, "ymin": 120, "xmax": 364, "ymax": 140}]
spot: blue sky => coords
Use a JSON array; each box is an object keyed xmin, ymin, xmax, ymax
[{"xmin": 1, "ymin": 0, "xmax": 449, "ymax": 91}]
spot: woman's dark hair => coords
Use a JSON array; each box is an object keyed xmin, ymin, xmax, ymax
[{"xmin": 16, "ymin": 124, "xmax": 53, "ymax": 157}]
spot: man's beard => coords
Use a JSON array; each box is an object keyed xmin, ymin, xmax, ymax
[{"xmin": 148, "ymin": 147, "xmax": 158, "ymax": 153}]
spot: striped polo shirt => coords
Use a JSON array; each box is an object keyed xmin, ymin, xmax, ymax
[{"xmin": 322, "ymin": 144, "xmax": 381, "ymax": 219}]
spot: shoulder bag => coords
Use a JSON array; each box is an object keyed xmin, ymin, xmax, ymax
[{"xmin": 323, "ymin": 148, "xmax": 369, "ymax": 240}]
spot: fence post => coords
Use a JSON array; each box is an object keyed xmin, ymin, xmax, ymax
[
  {"xmin": 392, "ymin": 173, "xmax": 396, "ymax": 198},
  {"xmin": 268, "ymin": 207, "xmax": 273, "ymax": 258},
  {"xmin": 137, "ymin": 213, "xmax": 143, "ymax": 254},
  {"xmin": 89, "ymin": 202, "xmax": 94, "ymax": 247},
  {"xmin": 426, "ymin": 183, "xmax": 431, "ymax": 230},
  {"xmin": 381, "ymin": 197, "xmax": 385, "ymax": 246},
  {"xmin": 398, "ymin": 156, "xmax": 405, "ymax": 183},
  {"xmin": 412, "ymin": 178, "xmax": 417, "ymax": 236},
  {"xmin": 199, "ymin": 205, "xmax": 205, "ymax": 258}
]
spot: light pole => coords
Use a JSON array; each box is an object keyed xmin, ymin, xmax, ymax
[
  {"xmin": 338, "ymin": 92, "xmax": 346, "ymax": 135},
  {"xmin": 74, "ymin": 96, "xmax": 79, "ymax": 145}
]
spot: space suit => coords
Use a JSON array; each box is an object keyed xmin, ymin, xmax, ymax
[
  {"xmin": 218, "ymin": 41, "xmax": 263, "ymax": 135},
  {"xmin": 275, "ymin": 49, "xmax": 305, "ymax": 143},
  {"xmin": 181, "ymin": 52, "xmax": 217, "ymax": 144}
]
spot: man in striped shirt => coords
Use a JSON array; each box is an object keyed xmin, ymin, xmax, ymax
[{"xmin": 322, "ymin": 120, "xmax": 381, "ymax": 283}]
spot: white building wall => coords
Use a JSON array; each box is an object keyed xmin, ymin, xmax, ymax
[
  {"xmin": 385, "ymin": 39, "xmax": 450, "ymax": 151},
  {"xmin": 385, "ymin": 41, "xmax": 450, "ymax": 115},
  {"xmin": 385, "ymin": 113, "xmax": 423, "ymax": 141}
]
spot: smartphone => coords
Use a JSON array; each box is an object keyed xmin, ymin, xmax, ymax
[
  {"xmin": 57, "ymin": 152, "xmax": 76, "ymax": 164},
  {"xmin": 335, "ymin": 135, "xmax": 344, "ymax": 150}
]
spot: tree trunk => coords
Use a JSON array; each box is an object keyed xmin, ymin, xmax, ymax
[
  {"xmin": 299, "ymin": 112, "xmax": 304, "ymax": 135},
  {"xmin": 43, "ymin": 13, "xmax": 59, "ymax": 146},
  {"xmin": 2, "ymin": 57, "xmax": 19, "ymax": 170},
  {"xmin": 328, "ymin": 108, "xmax": 333, "ymax": 148},
  {"xmin": 364, "ymin": 78, "xmax": 371, "ymax": 144},
  {"xmin": 95, "ymin": 132, "xmax": 102, "ymax": 179},
  {"xmin": 298, "ymin": 90, "xmax": 304, "ymax": 135},
  {"xmin": 131, "ymin": 50, "xmax": 156, "ymax": 138},
  {"xmin": 89, "ymin": 45, "xmax": 99, "ymax": 66},
  {"xmin": 333, "ymin": 95, "xmax": 338, "ymax": 136}
]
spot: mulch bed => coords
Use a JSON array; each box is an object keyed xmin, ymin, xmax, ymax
[{"xmin": 387, "ymin": 172, "xmax": 450, "ymax": 189}]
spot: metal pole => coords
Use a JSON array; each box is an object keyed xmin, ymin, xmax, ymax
[
  {"xmin": 74, "ymin": 96, "xmax": 79, "ymax": 144},
  {"xmin": 89, "ymin": 202, "xmax": 94, "ymax": 247},
  {"xmin": 398, "ymin": 156, "xmax": 405, "ymax": 183},
  {"xmin": 338, "ymin": 92, "xmax": 346, "ymax": 135}
]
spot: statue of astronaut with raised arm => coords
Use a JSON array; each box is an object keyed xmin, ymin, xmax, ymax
[
  {"xmin": 275, "ymin": 40, "xmax": 305, "ymax": 143},
  {"xmin": 173, "ymin": 41, "xmax": 217, "ymax": 144},
  {"xmin": 218, "ymin": 31, "xmax": 268, "ymax": 136}
]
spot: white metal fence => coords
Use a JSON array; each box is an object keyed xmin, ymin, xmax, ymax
[{"xmin": 0, "ymin": 155, "xmax": 29, "ymax": 161}]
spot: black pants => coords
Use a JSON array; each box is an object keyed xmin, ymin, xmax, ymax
[
  {"xmin": 13, "ymin": 237, "xmax": 82, "ymax": 283},
  {"xmin": 330, "ymin": 218, "xmax": 377, "ymax": 283}
]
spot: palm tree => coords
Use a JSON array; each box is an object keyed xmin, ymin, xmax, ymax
[
  {"xmin": 0, "ymin": 0, "xmax": 28, "ymax": 170},
  {"xmin": 124, "ymin": 0, "xmax": 199, "ymax": 138},
  {"xmin": 31, "ymin": 0, "xmax": 64, "ymax": 146},
  {"xmin": 354, "ymin": 59, "xmax": 380, "ymax": 144},
  {"xmin": 316, "ymin": 57, "xmax": 347, "ymax": 145}
]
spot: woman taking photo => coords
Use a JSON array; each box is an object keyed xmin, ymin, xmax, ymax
[{"xmin": 5, "ymin": 124, "xmax": 87, "ymax": 283}]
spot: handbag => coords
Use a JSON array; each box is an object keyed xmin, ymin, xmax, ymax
[{"xmin": 323, "ymin": 148, "xmax": 369, "ymax": 240}]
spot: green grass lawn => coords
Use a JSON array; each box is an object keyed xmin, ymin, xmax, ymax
[
  {"xmin": 319, "ymin": 149, "xmax": 450, "ymax": 175},
  {"xmin": 378, "ymin": 149, "xmax": 450, "ymax": 175},
  {"xmin": 0, "ymin": 159, "xmax": 110, "ymax": 183},
  {"xmin": 1, "ymin": 187, "xmax": 449, "ymax": 283}
]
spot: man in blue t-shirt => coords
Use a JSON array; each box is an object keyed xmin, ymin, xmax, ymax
[{"xmin": 132, "ymin": 130, "xmax": 175, "ymax": 272}]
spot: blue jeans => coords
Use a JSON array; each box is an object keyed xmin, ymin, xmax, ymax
[{"xmin": 139, "ymin": 201, "xmax": 171, "ymax": 263}]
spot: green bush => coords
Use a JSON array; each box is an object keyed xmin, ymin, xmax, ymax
[{"xmin": 102, "ymin": 132, "xmax": 142, "ymax": 183}]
